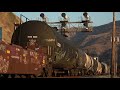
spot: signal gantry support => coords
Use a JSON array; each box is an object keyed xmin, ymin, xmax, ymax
[{"xmin": 39, "ymin": 12, "xmax": 93, "ymax": 37}]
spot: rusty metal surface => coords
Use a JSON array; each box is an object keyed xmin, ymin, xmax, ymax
[{"xmin": 0, "ymin": 40, "xmax": 46, "ymax": 75}]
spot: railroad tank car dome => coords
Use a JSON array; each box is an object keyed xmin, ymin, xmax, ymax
[
  {"xmin": 11, "ymin": 21, "xmax": 56, "ymax": 48},
  {"xmin": 11, "ymin": 20, "xmax": 78, "ymax": 49}
]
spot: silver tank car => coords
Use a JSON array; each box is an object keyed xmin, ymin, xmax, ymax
[
  {"xmin": 101, "ymin": 62, "xmax": 110, "ymax": 74},
  {"xmin": 91, "ymin": 57, "xmax": 102, "ymax": 75}
]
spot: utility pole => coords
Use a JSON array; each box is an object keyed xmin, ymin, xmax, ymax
[{"xmin": 111, "ymin": 12, "xmax": 116, "ymax": 78}]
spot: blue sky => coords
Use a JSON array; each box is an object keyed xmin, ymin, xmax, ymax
[{"xmin": 13, "ymin": 12, "xmax": 120, "ymax": 26}]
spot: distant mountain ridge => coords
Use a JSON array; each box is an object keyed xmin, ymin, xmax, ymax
[{"xmin": 70, "ymin": 20, "xmax": 120, "ymax": 64}]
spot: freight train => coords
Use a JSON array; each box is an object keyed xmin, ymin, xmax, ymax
[{"xmin": 9, "ymin": 20, "xmax": 110, "ymax": 77}]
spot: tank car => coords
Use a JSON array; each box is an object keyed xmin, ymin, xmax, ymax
[{"xmin": 11, "ymin": 20, "xmax": 109, "ymax": 77}]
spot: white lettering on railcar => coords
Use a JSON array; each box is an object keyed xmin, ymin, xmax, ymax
[
  {"xmin": 34, "ymin": 68, "xmax": 38, "ymax": 70},
  {"xmin": 33, "ymin": 36, "xmax": 38, "ymax": 38},
  {"xmin": 27, "ymin": 36, "xmax": 32, "ymax": 38},
  {"xmin": 11, "ymin": 56, "xmax": 20, "ymax": 59},
  {"xmin": 45, "ymin": 39, "xmax": 55, "ymax": 42}
]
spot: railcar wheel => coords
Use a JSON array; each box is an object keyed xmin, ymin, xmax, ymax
[
  {"xmin": 14, "ymin": 74, "xmax": 21, "ymax": 78},
  {"xmin": 25, "ymin": 74, "xmax": 31, "ymax": 78},
  {"xmin": 0, "ymin": 74, "xmax": 3, "ymax": 78},
  {"xmin": 54, "ymin": 71, "xmax": 57, "ymax": 77},
  {"xmin": 47, "ymin": 68, "xmax": 53, "ymax": 77},
  {"xmin": 52, "ymin": 70, "xmax": 55, "ymax": 77},
  {"xmin": 42, "ymin": 68, "xmax": 48, "ymax": 77},
  {"xmin": 3, "ymin": 74, "xmax": 9, "ymax": 78},
  {"xmin": 74, "ymin": 69, "xmax": 79, "ymax": 76},
  {"xmin": 0, "ymin": 74, "xmax": 5, "ymax": 78},
  {"xmin": 18, "ymin": 74, "xmax": 22, "ymax": 78},
  {"xmin": 32, "ymin": 74, "xmax": 37, "ymax": 78},
  {"xmin": 70, "ymin": 69, "xmax": 75, "ymax": 76},
  {"xmin": 11, "ymin": 74, "xmax": 15, "ymax": 78},
  {"xmin": 81, "ymin": 69, "xmax": 86, "ymax": 76},
  {"xmin": 47, "ymin": 71, "xmax": 52, "ymax": 77},
  {"xmin": 78, "ymin": 70, "xmax": 81, "ymax": 76}
]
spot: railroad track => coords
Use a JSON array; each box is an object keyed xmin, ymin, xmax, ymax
[
  {"xmin": 1, "ymin": 74, "xmax": 119, "ymax": 78},
  {"xmin": 38, "ymin": 75, "xmax": 120, "ymax": 78}
]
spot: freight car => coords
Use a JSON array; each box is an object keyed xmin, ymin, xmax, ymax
[
  {"xmin": 11, "ymin": 20, "xmax": 110, "ymax": 77},
  {"xmin": 0, "ymin": 40, "xmax": 46, "ymax": 78}
]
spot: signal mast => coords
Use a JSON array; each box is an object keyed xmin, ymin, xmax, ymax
[{"xmin": 40, "ymin": 12, "xmax": 93, "ymax": 37}]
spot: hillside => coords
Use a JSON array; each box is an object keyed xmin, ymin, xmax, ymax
[
  {"xmin": 0, "ymin": 12, "xmax": 20, "ymax": 43},
  {"xmin": 70, "ymin": 21, "xmax": 120, "ymax": 64}
]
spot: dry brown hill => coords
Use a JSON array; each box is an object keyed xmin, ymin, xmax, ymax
[{"xmin": 70, "ymin": 21, "xmax": 120, "ymax": 64}]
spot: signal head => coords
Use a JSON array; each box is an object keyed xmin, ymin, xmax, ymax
[
  {"xmin": 40, "ymin": 13, "xmax": 45, "ymax": 18},
  {"xmin": 61, "ymin": 13, "xmax": 66, "ymax": 18},
  {"xmin": 83, "ymin": 12, "xmax": 88, "ymax": 15}
]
